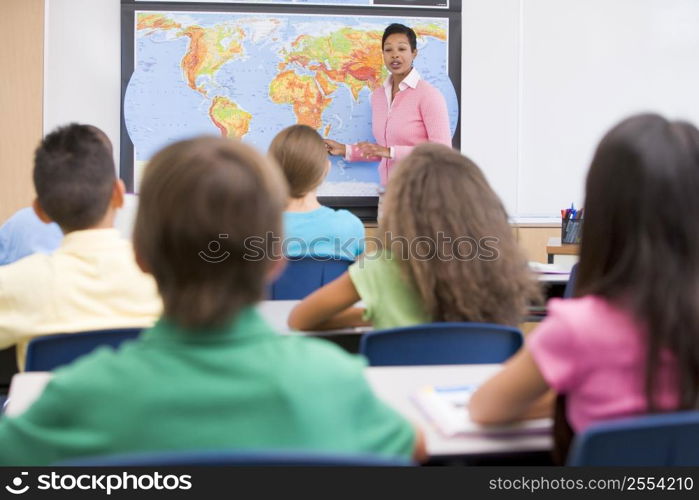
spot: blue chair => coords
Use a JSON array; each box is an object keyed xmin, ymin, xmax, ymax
[
  {"xmin": 269, "ymin": 257, "xmax": 351, "ymax": 300},
  {"xmin": 567, "ymin": 411, "xmax": 699, "ymax": 465},
  {"xmin": 25, "ymin": 328, "xmax": 142, "ymax": 372},
  {"xmin": 360, "ymin": 323, "xmax": 523, "ymax": 366},
  {"xmin": 563, "ymin": 263, "xmax": 578, "ymax": 298},
  {"xmin": 56, "ymin": 449, "xmax": 414, "ymax": 466}
]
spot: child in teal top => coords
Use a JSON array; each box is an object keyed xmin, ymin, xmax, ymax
[
  {"xmin": 283, "ymin": 206, "xmax": 364, "ymax": 260},
  {"xmin": 270, "ymin": 125, "xmax": 364, "ymax": 260},
  {"xmin": 289, "ymin": 144, "xmax": 540, "ymax": 331},
  {"xmin": 0, "ymin": 136, "xmax": 422, "ymax": 465}
]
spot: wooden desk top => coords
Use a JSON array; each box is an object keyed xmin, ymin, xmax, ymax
[
  {"xmin": 546, "ymin": 244, "xmax": 580, "ymax": 256},
  {"xmin": 546, "ymin": 237, "xmax": 580, "ymax": 256}
]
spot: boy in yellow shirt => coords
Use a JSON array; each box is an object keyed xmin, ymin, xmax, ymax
[{"xmin": 0, "ymin": 124, "xmax": 161, "ymax": 369}]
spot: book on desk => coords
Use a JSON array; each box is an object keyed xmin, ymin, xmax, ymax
[{"xmin": 412, "ymin": 384, "xmax": 551, "ymax": 438}]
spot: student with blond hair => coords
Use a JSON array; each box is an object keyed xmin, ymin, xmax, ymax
[
  {"xmin": 0, "ymin": 136, "xmax": 424, "ymax": 465},
  {"xmin": 270, "ymin": 124, "xmax": 364, "ymax": 260}
]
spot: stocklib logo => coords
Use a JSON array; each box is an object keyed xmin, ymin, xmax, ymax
[
  {"xmin": 5, "ymin": 472, "xmax": 29, "ymax": 495},
  {"xmin": 199, "ymin": 233, "xmax": 231, "ymax": 263}
]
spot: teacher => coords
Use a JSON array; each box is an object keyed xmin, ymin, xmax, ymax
[{"xmin": 324, "ymin": 23, "xmax": 453, "ymax": 187}]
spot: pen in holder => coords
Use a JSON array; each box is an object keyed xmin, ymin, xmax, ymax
[{"xmin": 561, "ymin": 217, "xmax": 583, "ymax": 244}]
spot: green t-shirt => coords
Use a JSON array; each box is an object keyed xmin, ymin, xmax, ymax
[
  {"xmin": 349, "ymin": 252, "xmax": 430, "ymax": 330},
  {"xmin": 0, "ymin": 308, "xmax": 415, "ymax": 465}
]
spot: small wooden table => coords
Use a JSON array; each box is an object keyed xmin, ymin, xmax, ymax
[{"xmin": 546, "ymin": 237, "xmax": 580, "ymax": 264}]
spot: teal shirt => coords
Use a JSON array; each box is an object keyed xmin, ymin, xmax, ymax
[
  {"xmin": 0, "ymin": 308, "xmax": 414, "ymax": 465},
  {"xmin": 283, "ymin": 206, "xmax": 364, "ymax": 259},
  {"xmin": 349, "ymin": 252, "xmax": 431, "ymax": 330}
]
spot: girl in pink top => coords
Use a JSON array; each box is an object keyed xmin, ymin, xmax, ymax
[
  {"xmin": 469, "ymin": 114, "xmax": 699, "ymax": 458},
  {"xmin": 324, "ymin": 24, "xmax": 452, "ymax": 186}
]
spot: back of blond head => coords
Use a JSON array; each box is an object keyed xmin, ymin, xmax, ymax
[{"xmin": 268, "ymin": 125, "xmax": 328, "ymax": 198}]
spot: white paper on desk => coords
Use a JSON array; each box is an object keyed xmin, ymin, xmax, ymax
[{"xmin": 412, "ymin": 384, "xmax": 550, "ymax": 438}]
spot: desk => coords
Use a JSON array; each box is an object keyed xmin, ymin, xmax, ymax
[
  {"xmin": 257, "ymin": 300, "xmax": 304, "ymax": 333},
  {"xmin": 366, "ymin": 364, "xmax": 552, "ymax": 459},
  {"xmin": 546, "ymin": 237, "xmax": 580, "ymax": 264},
  {"xmin": 7, "ymin": 365, "xmax": 553, "ymax": 461},
  {"xmin": 258, "ymin": 294, "xmax": 560, "ymax": 344},
  {"xmin": 260, "ymin": 278, "xmax": 567, "ymax": 330},
  {"xmin": 256, "ymin": 300, "xmax": 369, "ymax": 353},
  {"xmin": 257, "ymin": 300, "xmax": 369, "ymax": 335}
]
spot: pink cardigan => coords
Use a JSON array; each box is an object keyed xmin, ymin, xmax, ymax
[{"xmin": 346, "ymin": 79, "xmax": 452, "ymax": 186}]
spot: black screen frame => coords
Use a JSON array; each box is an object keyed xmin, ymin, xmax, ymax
[{"xmin": 120, "ymin": 0, "xmax": 461, "ymax": 222}]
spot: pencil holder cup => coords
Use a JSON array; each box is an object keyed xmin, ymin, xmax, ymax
[{"xmin": 561, "ymin": 218, "xmax": 583, "ymax": 244}]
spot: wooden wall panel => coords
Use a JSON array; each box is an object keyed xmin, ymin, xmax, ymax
[
  {"xmin": 517, "ymin": 226, "xmax": 561, "ymax": 263},
  {"xmin": 0, "ymin": 0, "xmax": 44, "ymax": 223}
]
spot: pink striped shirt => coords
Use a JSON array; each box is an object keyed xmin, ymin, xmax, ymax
[{"xmin": 345, "ymin": 69, "xmax": 452, "ymax": 186}]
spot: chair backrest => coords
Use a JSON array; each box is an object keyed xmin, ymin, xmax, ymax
[
  {"xmin": 567, "ymin": 411, "xmax": 699, "ymax": 465},
  {"xmin": 25, "ymin": 328, "xmax": 143, "ymax": 372},
  {"xmin": 56, "ymin": 449, "xmax": 414, "ymax": 466},
  {"xmin": 269, "ymin": 257, "xmax": 351, "ymax": 300},
  {"xmin": 563, "ymin": 263, "xmax": 578, "ymax": 299},
  {"xmin": 360, "ymin": 323, "xmax": 523, "ymax": 366}
]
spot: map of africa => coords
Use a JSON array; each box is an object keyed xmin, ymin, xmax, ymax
[{"xmin": 124, "ymin": 11, "xmax": 459, "ymax": 196}]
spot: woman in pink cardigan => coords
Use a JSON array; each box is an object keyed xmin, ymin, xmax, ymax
[{"xmin": 324, "ymin": 23, "xmax": 453, "ymax": 187}]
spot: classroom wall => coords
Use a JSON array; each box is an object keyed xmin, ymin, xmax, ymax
[
  {"xmin": 44, "ymin": 0, "xmax": 121, "ymax": 166},
  {"xmin": 0, "ymin": 0, "xmax": 44, "ymax": 223},
  {"xmin": 462, "ymin": 0, "xmax": 699, "ymax": 219},
  {"xmin": 517, "ymin": 0, "xmax": 699, "ymax": 217},
  {"xmin": 460, "ymin": 0, "xmax": 520, "ymax": 222},
  {"xmin": 39, "ymin": 0, "xmax": 699, "ymax": 221}
]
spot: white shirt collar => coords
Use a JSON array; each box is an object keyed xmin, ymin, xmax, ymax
[
  {"xmin": 383, "ymin": 67, "xmax": 421, "ymax": 91},
  {"xmin": 384, "ymin": 68, "xmax": 420, "ymax": 108}
]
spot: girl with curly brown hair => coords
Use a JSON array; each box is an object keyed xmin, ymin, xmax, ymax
[{"xmin": 289, "ymin": 143, "xmax": 540, "ymax": 331}]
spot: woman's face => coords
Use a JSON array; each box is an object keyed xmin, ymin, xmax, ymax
[{"xmin": 382, "ymin": 33, "xmax": 417, "ymax": 79}]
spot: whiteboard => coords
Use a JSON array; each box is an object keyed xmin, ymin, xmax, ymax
[
  {"xmin": 44, "ymin": 0, "xmax": 699, "ymax": 219},
  {"xmin": 517, "ymin": 0, "xmax": 699, "ymax": 217}
]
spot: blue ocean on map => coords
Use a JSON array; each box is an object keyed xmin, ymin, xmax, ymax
[{"xmin": 124, "ymin": 12, "xmax": 459, "ymax": 196}]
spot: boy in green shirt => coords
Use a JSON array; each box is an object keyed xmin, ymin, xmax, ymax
[{"xmin": 0, "ymin": 136, "xmax": 424, "ymax": 465}]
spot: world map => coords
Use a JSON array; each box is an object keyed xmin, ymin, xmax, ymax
[{"xmin": 124, "ymin": 11, "xmax": 458, "ymax": 195}]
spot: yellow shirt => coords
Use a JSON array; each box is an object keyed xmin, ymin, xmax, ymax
[{"xmin": 0, "ymin": 228, "xmax": 162, "ymax": 370}]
